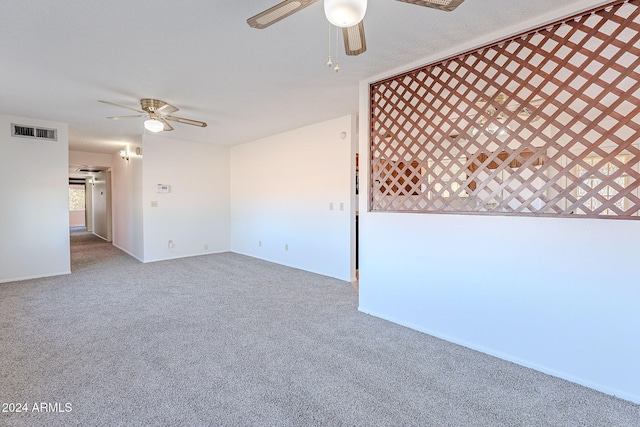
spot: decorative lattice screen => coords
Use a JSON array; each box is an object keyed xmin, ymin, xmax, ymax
[{"xmin": 370, "ymin": 0, "xmax": 640, "ymax": 219}]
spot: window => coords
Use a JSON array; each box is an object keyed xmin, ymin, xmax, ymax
[
  {"xmin": 69, "ymin": 186, "xmax": 85, "ymax": 210},
  {"xmin": 576, "ymin": 155, "xmax": 629, "ymax": 216}
]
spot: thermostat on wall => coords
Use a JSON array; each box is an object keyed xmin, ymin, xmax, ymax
[{"xmin": 157, "ymin": 184, "xmax": 171, "ymax": 193}]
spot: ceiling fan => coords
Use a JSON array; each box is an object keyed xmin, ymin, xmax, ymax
[
  {"xmin": 475, "ymin": 93, "xmax": 543, "ymax": 123},
  {"xmin": 380, "ymin": 93, "xmax": 542, "ymax": 140},
  {"xmin": 99, "ymin": 99, "xmax": 207, "ymax": 133},
  {"xmin": 247, "ymin": 0, "xmax": 466, "ymax": 57},
  {"xmin": 469, "ymin": 93, "xmax": 543, "ymax": 136}
]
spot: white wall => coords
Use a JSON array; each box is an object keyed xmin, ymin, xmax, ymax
[
  {"xmin": 111, "ymin": 144, "xmax": 144, "ymax": 260},
  {"xmin": 92, "ymin": 170, "xmax": 112, "ymax": 241},
  {"xmin": 0, "ymin": 114, "xmax": 70, "ymax": 282},
  {"xmin": 142, "ymin": 134, "xmax": 230, "ymax": 262},
  {"xmin": 69, "ymin": 150, "xmax": 112, "ymax": 169},
  {"xmin": 69, "ymin": 210, "xmax": 85, "ymax": 227},
  {"xmin": 358, "ymin": 210, "xmax": 640, "ymax": 402},
  {"xmin": 85, "ymin": 177, "xmax": 93, "ymax": 232},
  {"xmin": 230, "ymin": 115, "xmax": 356, "ymax": 281}
]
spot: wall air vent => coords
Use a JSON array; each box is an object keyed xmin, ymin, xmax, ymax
[{"xmin": 11, "ymin": 123, "xmax": 57, "ymax": 141}]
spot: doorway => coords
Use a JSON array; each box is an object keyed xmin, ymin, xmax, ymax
[{"xmin": 68, "ymin": 169, "xmax": 111, "ymax": 241}]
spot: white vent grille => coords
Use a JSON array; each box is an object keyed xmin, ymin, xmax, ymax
[{"xmin": 11, "ymin": 123, "xmax": 57, "ymax": 141}]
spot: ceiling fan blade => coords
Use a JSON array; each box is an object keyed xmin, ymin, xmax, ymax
[
  {"xmin": 107, "ymin": 114, "xmax": 147, "ymax": 120},
  {"xmin": 343, "ymin": 21, "xmax": 366, "ymax": 56},
  {"xmin": 247, "ymin": 0, "xmax": 320, "ymax": 29},
  {"xmin": 99, "ymin": 100, "xmax": 145, "ymax": 114},
  {"xmin": 159, "ymin": 119, "xmax": 174, "ymax": 131},
  {"xmin": 164, "ymin": 115, "xmax": 208, "ymax": 128},
  {"xmin": 155, "ymin": 102, "xmax": 178, "ymax": 114},
  {"xmin": 395, "ymin": 0, "xmax": 465, "ymax": 12}
]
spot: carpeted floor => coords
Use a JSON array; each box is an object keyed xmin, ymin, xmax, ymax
[{"xmin": 0, "ymin": 232, "xmax": 638, "ymax": 426}]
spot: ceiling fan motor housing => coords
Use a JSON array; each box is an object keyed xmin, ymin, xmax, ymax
[{"xmin": 140, "ymin": 98, "xmax": 167, "ymax": 112}]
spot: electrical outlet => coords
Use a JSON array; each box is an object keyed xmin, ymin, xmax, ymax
[
  {"xmin": 285, "ymin": 244, "xmax": 288, "ymax": 251},
  {"xmin": 329, "ymin": 202, "xmax": 334, "ymax": 210},
  {"xmin": 259, "ymin": 240, "xmax": 262, "ymax": 247},
  {"xmin": 168, "ymin": 240, "xmax": 173, "ymax": 248},
  {"xmin": 204, "ymin": 244, "xmax": 208, "ymax": 250},
  {"xmin": 340, "ymin": 202, "xmax": 344, "ymax": 211},
  {"xmin": 151, "ymin": 201, "xmax": 158, "ymax": 207}
]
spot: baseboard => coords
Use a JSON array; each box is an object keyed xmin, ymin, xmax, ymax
[
  {"xmin": 111, "ymin": 244, "xmax": 144, "ymax": 263},
  {"xmin": 357, "ymin": 306, "xmax": 640, "ymax": 405},
  {"xmin": 142, "ymin": 250, "xmax": 229, "ymax": 264},
  {"xmin": 93, "ymin": 232, "xmax": 110, "ymax": 242},
  {"xmin": 230, "ymin": 250, "xmax": 351, "ymax": 282},
  {"xmin": 0, "ymin": 270, "xmax": 71, "ymax": 284}
]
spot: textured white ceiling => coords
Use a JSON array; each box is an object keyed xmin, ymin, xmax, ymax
[{"xmin": 0, "ymin": 0, "xmax": 611, "ymax": 153}]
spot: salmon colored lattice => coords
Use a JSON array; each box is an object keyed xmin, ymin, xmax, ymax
[{"xmin": 370, "ymin": 0, "xmax": 640, "ymax": 218}]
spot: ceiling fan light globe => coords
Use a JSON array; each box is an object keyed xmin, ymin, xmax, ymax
[
  {"xmin": 324, "ymin": 0, "xmax": 367, "ymax": 28},
  {"xmin": 144, "ymin": 118, "xmax": 164, "ymax": 133}
]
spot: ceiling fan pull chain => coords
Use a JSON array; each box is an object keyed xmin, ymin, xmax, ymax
[
  {"xmin": 334, "ymin": 25, "xmax": 340, "ymax": 72},
  {"xmin": 327, "ymin": 22, "xmax": 333, "ymax": 67}
]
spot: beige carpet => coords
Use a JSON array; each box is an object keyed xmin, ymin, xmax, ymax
[{"xmin": 0, "ymin": 231, "xmax": 638, "ymax": 426}]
